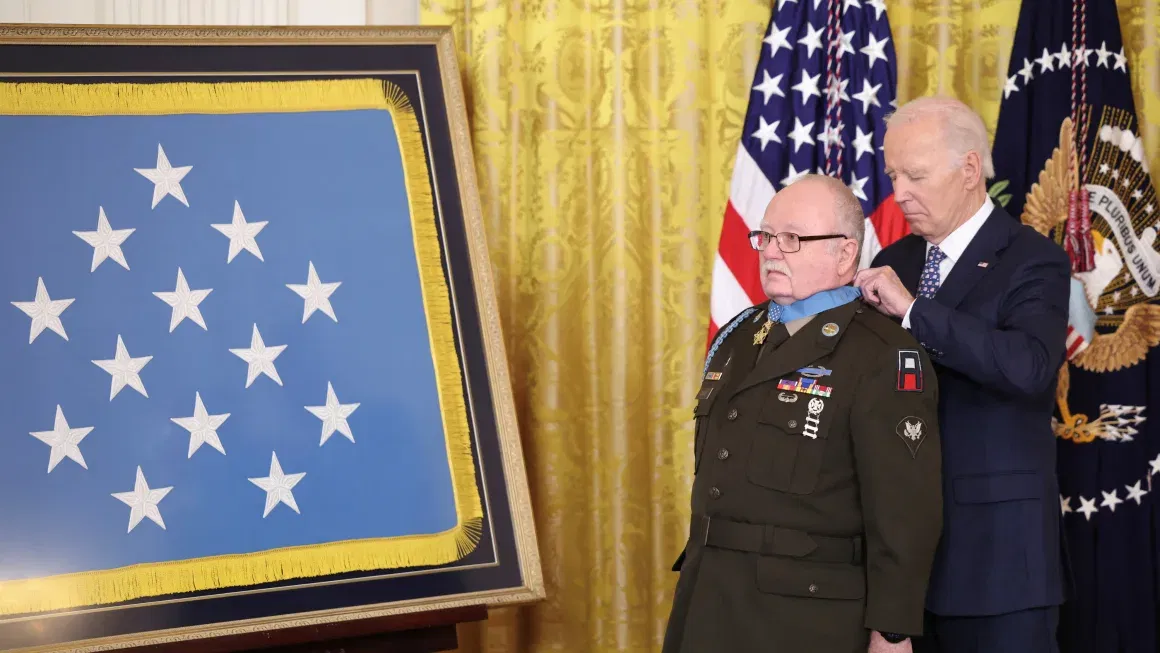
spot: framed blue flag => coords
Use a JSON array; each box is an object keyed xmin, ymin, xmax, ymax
[{"xmin": 0, "ymin": 24, "xmax": 542, "ymax": 652}]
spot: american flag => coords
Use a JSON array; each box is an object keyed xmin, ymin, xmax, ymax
[
  {"xmin": 0, "ymin": 103, "xmax": 458, "ymax": 613},
  {"xmin": 708, "ymin": 0, "xmax": 906, "ymax": 340}
]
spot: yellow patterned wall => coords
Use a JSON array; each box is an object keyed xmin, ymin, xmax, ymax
[{"xmin": 420, "ymin": 1, "xmax": 1159, "ymax": 651}]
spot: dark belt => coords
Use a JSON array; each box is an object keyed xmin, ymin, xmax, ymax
[{"xmin": 695, "ymin": 515, "xmax": 863, "ymax": 564}]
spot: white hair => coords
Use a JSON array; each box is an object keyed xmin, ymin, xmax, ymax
[
  {"xmin": 885, "ymin": 95, "xmax": 995, "ymax": 178},
  {"xmin": 793, "ymin": 173, "xmax": 865, "ymax": 257}
]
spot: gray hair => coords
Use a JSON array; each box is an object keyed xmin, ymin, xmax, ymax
[
  {"xmin": 792, "ymin": 173, "xmax": 865, "ymax": 258},
  {"xmin": 885, "ymin": 95, "xmax": 995, "ymax": 178}
]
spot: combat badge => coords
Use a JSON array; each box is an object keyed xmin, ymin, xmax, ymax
[
  {"xmin": 797, "ymin": 366, "xmax": 831, "ymax": 378},
  {"xmin": 895, "ymin": 416, "xmax": 927, "ymax": 458},
  {"xmin": 896, "ymin": 349, "xmax": 923, "ymax": 392}
]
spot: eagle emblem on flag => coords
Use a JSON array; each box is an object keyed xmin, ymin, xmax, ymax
[{"xmin": 1018, "ymin": 118, "xmax": 1159, "ymax": 444}]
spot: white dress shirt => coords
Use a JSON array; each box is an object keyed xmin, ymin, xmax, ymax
[{"xmin": 902, "ymin": 196, "xmax": 995, "ymax": 329}]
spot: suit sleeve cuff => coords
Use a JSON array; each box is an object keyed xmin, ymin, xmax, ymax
[{"xmin": 901, "ymin": 299, "xmax": 916, "ymax": 329}]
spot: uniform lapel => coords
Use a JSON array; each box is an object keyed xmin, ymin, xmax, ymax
[
  {"xmin": 731, "ymin": 300, "xmax": 860, "ymax": 397},
  {"xmin": 721, "ymin": 307, "xmax": 770, "ymax": 383},
  {"xmin": 933, "ymin": 210, "xmax": 1017, "ymax": 310}
]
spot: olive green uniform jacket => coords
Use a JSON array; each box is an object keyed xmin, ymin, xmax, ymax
[{"xmin": 662, "ymin": 297, "xmax": 943, "ymax": 653}]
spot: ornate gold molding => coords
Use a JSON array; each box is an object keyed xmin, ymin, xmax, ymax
[{"xmin": 0, "ymin": 23, "xmax": 450, "ymax": 45}]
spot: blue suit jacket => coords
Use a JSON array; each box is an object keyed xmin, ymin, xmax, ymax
[{"xmin": 870, "ymin": 204, "xmax": 1071, "ymax": 617}]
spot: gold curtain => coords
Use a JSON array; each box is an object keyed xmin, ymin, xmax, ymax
[{"xmin": 417, "ymin": 1, "xmax": 1160, "ymax": 651}]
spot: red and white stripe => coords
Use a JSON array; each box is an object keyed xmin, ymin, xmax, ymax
[{"xmin": 1065, "ymin": 325, "xmax": 1089, "ymax": 359}]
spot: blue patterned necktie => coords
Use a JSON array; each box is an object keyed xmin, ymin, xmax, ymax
[
  {"xmin": 916, "ymin": 246, "xmax": 946, "ymax": 358},
  {"xmin": 919, "ymin": 246, "xmax": 947, "ymax": 299}
]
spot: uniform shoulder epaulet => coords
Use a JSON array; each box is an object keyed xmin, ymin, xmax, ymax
[
  {"xmin": 703, "ymin": 302, "xmax": 766, "ymax": 374},
  {"xmin": 850, "ymin": 303, "xmax": 921, "ymax": 349}
]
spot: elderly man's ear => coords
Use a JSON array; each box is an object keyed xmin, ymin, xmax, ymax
[
  {"xmin": 961, "ymin": 150, "xmax": 985, "ymax": 190},
  {"xmin": 839, "ymin": 238, "xmax": 860, "ymax": 276}
]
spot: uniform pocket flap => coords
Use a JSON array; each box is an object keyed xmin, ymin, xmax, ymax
[
  {"xmin": 755, "ymin": 558, "xmax": 866, "ymax": 600},
  {"xmin": 953, "ymin": 471, "xmax": 1041, "ymax": 504},
  {"xmin": 693, "ymin": 397, "xmax": 713, "ymax": 416},
  {"xmin": 756, "ymin": 400, "xmax": 805, "ymax": 433}
]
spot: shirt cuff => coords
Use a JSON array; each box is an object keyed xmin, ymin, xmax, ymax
[{"xmin": 901, "ymin": 299, "xmax": 916, "ymax": 329}]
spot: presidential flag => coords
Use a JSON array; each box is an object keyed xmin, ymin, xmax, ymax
[
  {"xmin": 0, "ymin": 79, "xmax": 481, "ymax": 617},
  {"xmin": 708, "ymin": 0, "xmax": 907, "ymax": 341},
  {"xmin": 991, "ymin": 0, "xmax": 1160, "ymax": 649}
]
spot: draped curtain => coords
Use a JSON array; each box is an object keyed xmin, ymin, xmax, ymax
[{"xmin": 417, "ymin": 1, "xmax": 1160, "ymax": 652}]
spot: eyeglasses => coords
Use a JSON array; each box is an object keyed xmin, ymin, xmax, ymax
[{"xmin": 747, "ymin": 230, "xmax": 847, "ymax": 253}]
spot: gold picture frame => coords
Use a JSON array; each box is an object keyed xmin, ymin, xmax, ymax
[{"xmin": 0, "ymin": 23, "xmax": 542, "ymax": 652}]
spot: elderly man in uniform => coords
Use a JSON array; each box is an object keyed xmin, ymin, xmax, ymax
[{"xmin": 662, "ymin": 174, "xmax": 943, "ymax": 653}]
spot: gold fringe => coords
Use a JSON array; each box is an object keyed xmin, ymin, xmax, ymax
[
  {"xmin": 0, "ymin": 78, "xmax": 403, "ymax": 115},
  {"xmin": 0, "ymin": 79, "xmax": 483, "ymax": 616}
]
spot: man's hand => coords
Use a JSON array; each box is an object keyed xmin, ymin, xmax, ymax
[
  {"xmin": 854, "ymin": 266, "xmax": 915, "ymax": 318},
  {"xmin": 869, "ymin": 631, "xmax": 913, "ymax": 653}
]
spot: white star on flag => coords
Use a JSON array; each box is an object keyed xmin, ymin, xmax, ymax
[
  {"xmin": 153, "ymin": 267, "xmax": 212, "ymax": 332},
  {"xmin": 849, "ymin": 174, "xmax": 869, "ymax": 201},
  {"xmin": 753, "ymin": 70, "xmax": 785, "ymax": 104},
  {"xmin": 170, "ymin": 392, "xmax": 230, "ymax": 458},
  {"xmin": 306, "ymin": 381, "xmax": 361, "ymax": 446},
  {"xmin": 1125, "ymin": 480, "xmax": 1148, "ymax": 505},
  {"xmin": 29, "ymin": 405, "xmax": 93, "ymax": 473},
  {"xmin": 286, "ymin": 261, "xmax": 341, "ymax": 323},
  {"xmin": 788, "ymin": 118, "xmax": 816, "ymax": 152},
  {"xmin": 92, "ymin": 334, "xmax": 152, "ymax": 400},
  {"xmin": 111, "ymin": 466, "xmax": 173, "ymax": 533},
  {"xmin": 860, "ymin": 32, "xmax": 890, "ymax": 68},
  {"xmin": 852, "ymin": 126, "xmax": 875, "ymax": 161},
  {"xmin": 249, "ymin": 451, "xmax": 305, "ymax": 518},
  {"xmin": 764, "ymin": 25, "xmax": 793, "ymax": 54},
  {"xmin": 1077, "ymin": 496, "xmax": 1098, "ymax": 520},
  {"xmin": 11, "ymin": 277, "xmax": 75, "ymax": 344},
  {"xmin": 791, "ymin": 70, "xmax": 821, "ymax": 105},
  {"xmin": 211, "ymin": 200, "xmax": 267, "ymax": 263},
  {"xmin": 134, "ymin": 144, "xmax": 192, "ymax": 209},
  {"xmin": 72, "ymin": 206, "xmax": 134, "ymax": 272},
  {"xmin": 852, "ymin": 79, "xmax": 882, "ymax": 113},
  {"xmin": 229, "ymin": 324, "xmax": 287, "ymax": 387},
  {"xmin": 798, "ymin": 23, "xmax": 824, "ymax": 57}
]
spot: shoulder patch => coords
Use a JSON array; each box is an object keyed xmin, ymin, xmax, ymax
[
  {"xmin": 895, "ymin": 416, "xmax": 927, "ymax": 458},
  {"xmin": 896, "ymin": 349, "xmax": 923, "ymax": 392}
]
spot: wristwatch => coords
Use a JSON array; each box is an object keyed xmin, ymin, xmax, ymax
[{"xmin": 879, "ymin": 632, "xmax": 909, "ymax": 644}]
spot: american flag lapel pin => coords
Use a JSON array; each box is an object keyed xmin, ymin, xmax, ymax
[{"xmin": 977, "ymin": 261, "xmax": 989, "ymax": 268}]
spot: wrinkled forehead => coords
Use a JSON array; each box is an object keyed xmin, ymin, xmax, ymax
[{"xmin": 760, "ymin": 201, "xmax": 836, "ymax": 236}]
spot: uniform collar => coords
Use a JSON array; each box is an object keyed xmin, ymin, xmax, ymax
[
  {"xmin": 731, "ymin": 298, "xmax": 863, "ymax": 397},
  {"xmin": 769, "ymin": 285, "xmax": 862, "ymax": 323}
]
